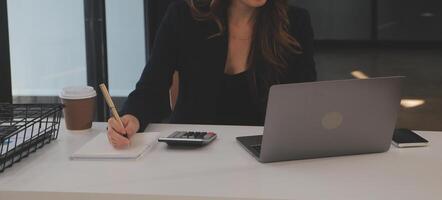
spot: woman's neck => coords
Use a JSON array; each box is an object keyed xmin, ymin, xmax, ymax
[{"xmin": 228, "ymin": 1, "xmax": 257, "ymax": 26}]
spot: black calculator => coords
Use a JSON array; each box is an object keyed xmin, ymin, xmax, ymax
[{"xmin": 158, "ymin": 131, "xmax": 217, "ymax": 146}]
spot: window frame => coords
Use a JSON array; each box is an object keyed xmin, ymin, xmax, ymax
[{"xmin": 0, "ymin": 0, "xmax": 12, "ymax": 103}]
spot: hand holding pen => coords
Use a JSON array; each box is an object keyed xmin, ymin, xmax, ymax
[{"xmin": 100, "ymin": 84, "xmax": 140, "ymax": 149}]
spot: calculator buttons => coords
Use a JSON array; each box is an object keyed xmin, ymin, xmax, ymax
[{"xmin": 158, "ymin": 131, "xmax": 217, "ymax": 146}]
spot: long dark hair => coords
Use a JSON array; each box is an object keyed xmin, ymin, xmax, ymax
[
  {"xmin": 186, "ymin": 0, "xmax": 302, "ymax": 72},
  {"xmin": 187, "ymin": 0, "xmax": 302, "ymax": 120}
]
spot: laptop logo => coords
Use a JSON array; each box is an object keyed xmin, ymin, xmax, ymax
[{"xmin": 321, "ymin": 112, "xmax": 344, "ymax": 130}]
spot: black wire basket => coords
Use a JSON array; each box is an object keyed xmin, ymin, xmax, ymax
[{"xmin": 0, "ymin": 104, "xmax": 63, "ymax": 173}]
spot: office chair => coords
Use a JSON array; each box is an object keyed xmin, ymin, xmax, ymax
[{"xmin": 146, "ymin": 0, "xmax": 181, "ymax": 110}]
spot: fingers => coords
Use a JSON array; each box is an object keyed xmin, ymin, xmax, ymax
[
  {"xmin": 108, "ymin": 117, "xmax": 126, "ymax": 135},
  {"xmin": 125, "ymin": 122, "xmax": 138, "ymax": 137},
  {"xmin": 107, "ymin": 115, "xmax": 140, "ymax": 149},
  {"xmin": 107, "ymin": 131, "xmax": 129, "ymax": 148},
  {"xmin": 107, "ymin": 117, "xmax": 130, "ymax": 149},
  {"xmin": 107, "ymin": 128, "xmax": 130, "ymax": 149},
  {"xmin": 121, "ymin": 115, "xmax": 140, "ymax": 138},
  {"xmin": 121, "ymin": 116, "xmax": 134, "ymax": 132}
]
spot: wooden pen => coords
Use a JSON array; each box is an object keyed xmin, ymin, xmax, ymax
[{"xmin": 99, "ymin": 83, "xmax": 128, "ymax": 138}]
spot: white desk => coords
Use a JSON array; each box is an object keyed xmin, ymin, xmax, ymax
[{"xmin": 0, "ymin": 122, "xmax": 441, "ymax": 200}]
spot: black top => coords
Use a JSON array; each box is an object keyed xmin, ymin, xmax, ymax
[
  {"xmin": 121, "ymin": 1, "xmax": 317, "ymax": 131},
  {"xmin": 216, "ymin": 71, "xmax": 259, "ymax": 126}
]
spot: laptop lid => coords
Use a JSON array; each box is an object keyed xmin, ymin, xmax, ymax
[{"xmin": 259, "ymin": 77, "xmax": 403, "ymax": 163}]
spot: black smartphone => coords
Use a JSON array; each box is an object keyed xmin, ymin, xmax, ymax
[{"xmin": 392, "ymin": 129, "xmax": 429, "ymax": 148}]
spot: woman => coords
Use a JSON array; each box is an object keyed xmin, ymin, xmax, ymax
[{"xmin": 107, "ymin": 0, "xmax": 316, "ymax": 148}]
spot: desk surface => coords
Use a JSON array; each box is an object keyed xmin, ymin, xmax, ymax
[{"xmin": 0, "ymin": 123, "xmax": 441, "ymax": 200}]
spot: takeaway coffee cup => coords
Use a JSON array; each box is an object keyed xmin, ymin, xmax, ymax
[{"xmin": 59, "ymin": 86, "xmax": 96, "ymax": 131}]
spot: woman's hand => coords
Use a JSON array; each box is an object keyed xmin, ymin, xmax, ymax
[{"xmin": 107, "ymin": 114, "xmax": 140, "ymax": 149}]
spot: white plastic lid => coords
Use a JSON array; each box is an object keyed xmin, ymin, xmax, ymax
[{"xmin": 59, "ymin": 86, "xmax": 97, "ymax": 100}]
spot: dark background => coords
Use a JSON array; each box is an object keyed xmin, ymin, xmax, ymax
[{"xmin": 294, "ymin": 0, "xmax": 442, "ymax": 41}]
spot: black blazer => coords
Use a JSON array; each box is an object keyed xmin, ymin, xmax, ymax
[{"xmin": 121, "ymin": 1, "xmax": 316, "ymax": 131}]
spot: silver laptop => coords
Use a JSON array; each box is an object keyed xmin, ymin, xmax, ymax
[{"xmin": 237, "ymin": 77, "xmax": 403, "ymax": 163}]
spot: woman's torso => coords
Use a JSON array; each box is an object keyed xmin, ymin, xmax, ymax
[{"xmin": 156, "ymin": 2, "xmax": 316, "ymax": 126}]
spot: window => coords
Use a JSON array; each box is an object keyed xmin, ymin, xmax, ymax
[
  {"xmin": 8, "ymin": 0, "xmax": 87, "ymax": 103},
  {"xmin": 106, "ymin": 0, "xmax": 146, "ymax": 99}
]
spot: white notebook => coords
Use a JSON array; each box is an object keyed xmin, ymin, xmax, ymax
[{"xmin": 70, "ymin": 132, "xmax": 160, "ymax": 160}]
